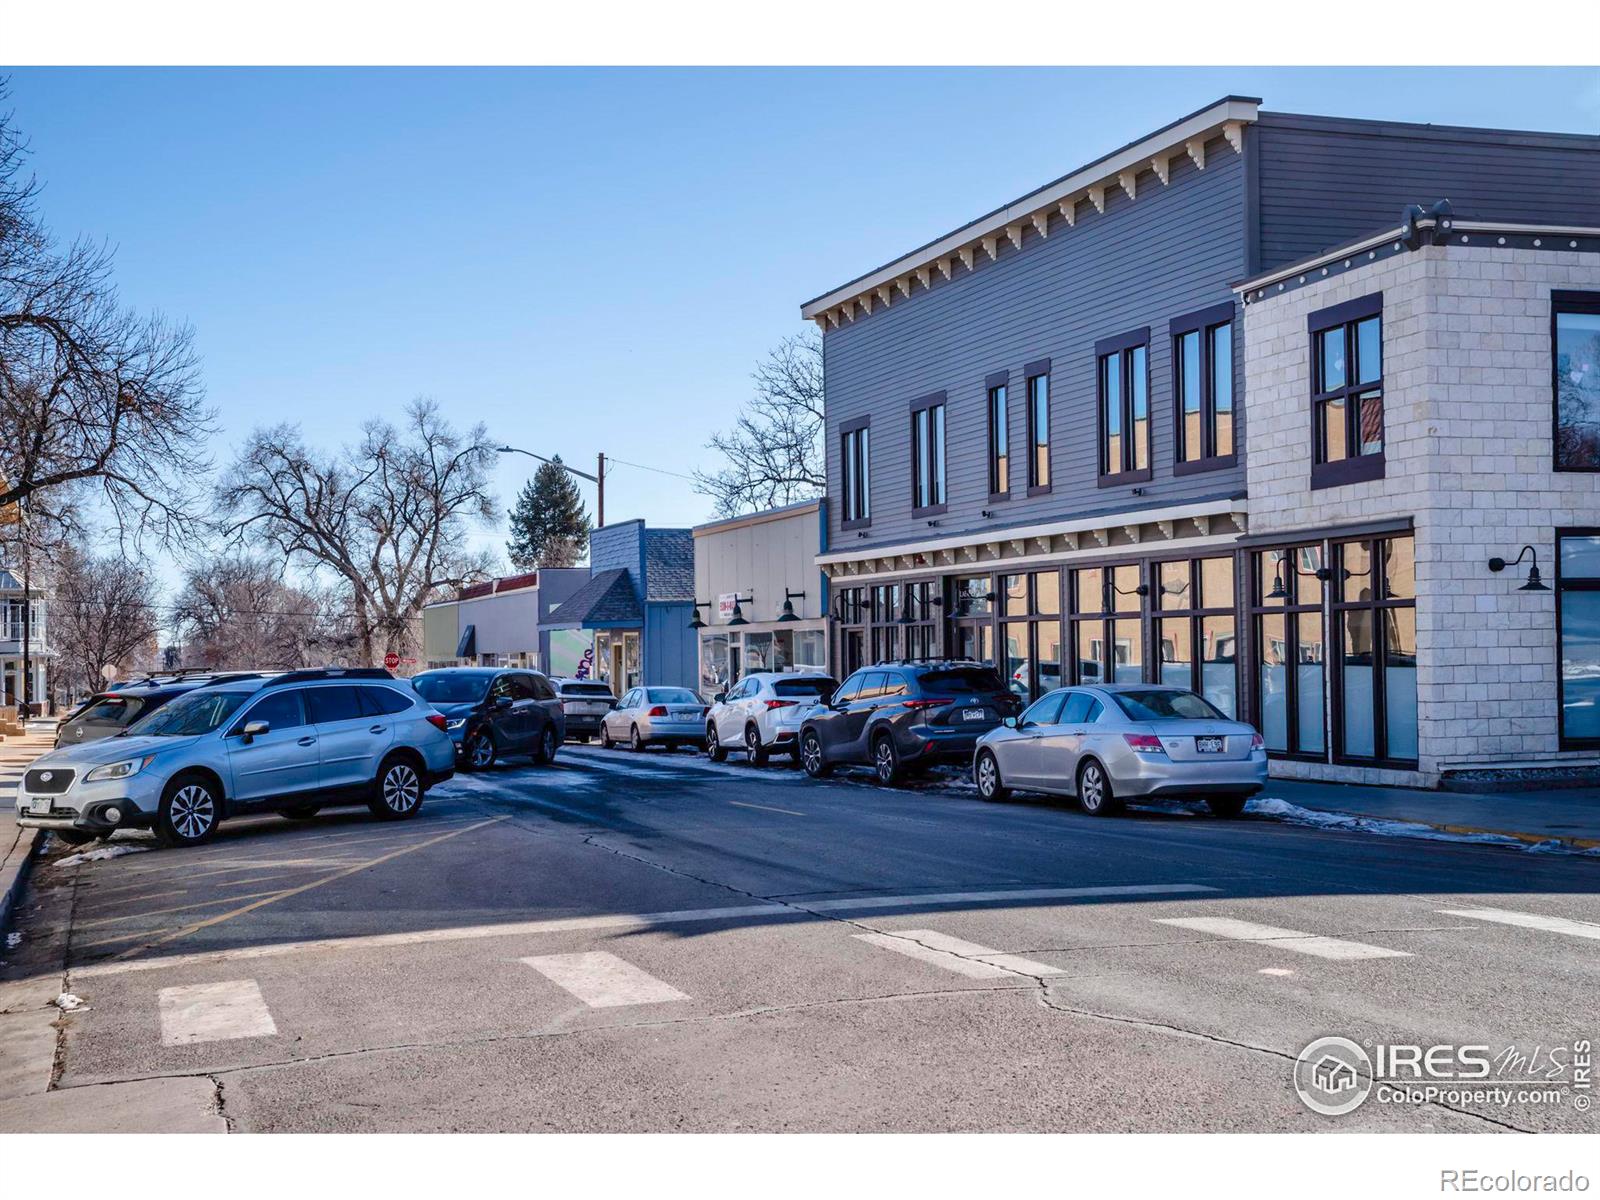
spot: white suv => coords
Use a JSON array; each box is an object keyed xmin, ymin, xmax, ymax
[{"xmin": 706, "ymin": 672, "xmax": 838, "ymax": 765}]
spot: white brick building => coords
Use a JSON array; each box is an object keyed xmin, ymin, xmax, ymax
[{"xmin": 1239, "ymin": 217, "xmax": 1600, "ymax": 786}]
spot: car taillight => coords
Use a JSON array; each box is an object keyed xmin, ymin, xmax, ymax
[
  {"xmin": 902, "ymin": 697, "xmax": 952, "ymax": 710},
  {"xmin": 426, "ymin": 713, "xmax": 448, "ymax": 732},
  {"xmin": 1124, "ymin": 733, "xmax": 1166, "ymax": 754},
  {"xmin": 647, "ymin": 705, "xmax": 668, "ymax": 717},
  {"xmin": 1250, "ymin": 732, "xmax": 1264, "ymax": 749},
  {"xmin": 765, "ymin": 699, "xmax": 797, "ymax": 710}
]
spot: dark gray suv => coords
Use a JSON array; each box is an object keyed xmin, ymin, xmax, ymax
[{"xmin": 798, "ymin": 661, "xmax": 1022, "ymax": 785}]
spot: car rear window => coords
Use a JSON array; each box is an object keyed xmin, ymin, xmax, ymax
[
  {"xmin": 647, "ymin": 688, "xmax": 701, "ymax": 705},
  {"xmin": 360, "ymin": 685, "xmax": 415, "ymax": 716},
  {"xmin": 73, "ymin": 694, "xmax": 152, "ymax": 727},
  {"xmin": 1113, "ymin": 690, "xmax": 1225, "ymax": 722},
  {"xmin": 919, "ymin": 668, "xmax": 1007, "ymax": 694},
  {"xmin": 773, "ymin": 677, "xmax": 837, "ymax": 698},
  {"xmin": 560, "ymin": 682, "xmax": 615, "ymax": 698}
]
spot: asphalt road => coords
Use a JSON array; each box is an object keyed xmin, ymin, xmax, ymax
[{"xmin": 5, "ymin": 742, "xmax": 1598, "ymax": 1132}]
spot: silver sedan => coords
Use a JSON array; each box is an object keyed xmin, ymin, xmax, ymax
[
  {"xmin": 973, "ymin": 684, "xmax": 1267, "ymax": 817},
  {"xmin": 600, "ymin": 686, "xmax": 709, "ymax": 752}
]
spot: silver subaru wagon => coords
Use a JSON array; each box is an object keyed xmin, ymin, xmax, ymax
[{"xmin": 14, "ymin": 669, "xmax": 456, "ymax": 848}]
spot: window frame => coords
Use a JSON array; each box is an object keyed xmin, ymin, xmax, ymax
[
  {"xmin": 1328, "ymin": 534, "xmax": 1418, "ymax": 767},
  {"xmin": 1024, "ymin": 358, "xmax": 1053, "ymax": 496},
  {"xmin": 1095, "ymin": 329, "xmax": 1153, "ymax": 487},
  {"xmin": 1556, "ymin": 527, "xmax": 1600, "ymax": 749},
  {"xmin": 985, "ymin": 371, "xmax": 1010, "ymax": 500},
  {"xmin": 1552, "ymin": 291, "xmax": 1600, "ymax": 473},
  {"xmin": 1170, "ymin": 301, "xmax": 1238, "ymax": 476},
  {"xmin": 1308, "ymin": 293, "xmax": 1385, "ymax": 490},
  {"xmin": 1151, "ymin": 552, "xmax": 1240, "ymax": 717},
  {"xmin": 840, "ymin": 417, "xmax": 872, "ymax": 530},
  {"xmin": 1249, "ymin": 544, "xmax": 1328, "ymax": 762},
  {"xmin": 909, "ymin": 391, "xmax": 947, "ymax": 517}
]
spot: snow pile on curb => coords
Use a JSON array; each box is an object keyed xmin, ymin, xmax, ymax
[
  {"xmin": 54, "ymin": 843, "xmax": 151, "ymax": 868},
  {"xmin": 1246, "ymin": 796, "xmax": 1598, "ymax": 856},
  {"xmin": 53, "ymin": 993, "xmax": 84, "ymax": 1011}
]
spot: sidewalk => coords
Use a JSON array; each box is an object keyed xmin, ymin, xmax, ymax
[
  {"xmin": 0, "ymin": 727, "xmax": 59, "ymax": 936},
  {"xmin": 1257, "ymin": 777, "xmax": 1600, "ymax": 851}
]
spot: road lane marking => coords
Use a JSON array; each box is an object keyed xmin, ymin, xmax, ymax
[
  {"xmin": 853, "ymin": 930, "xmax": 1064, "ymax": 979},
  {"xmin": 75, "ymin": 884, "xmax": 1218, "ymax": 978},
  {"xmin": 1436, "ymin": 907, "xmax": 1600, "ymax": 941},
  {"xmin": 1258, "ymin": 968, "xmax": 1295, "ymax": 976},
  {"xmin": 728, "ymin": 801, "xmax": 805, "ymax": 817},
  {"xmin": 158, "ymin": 979, "xmax": 278, "ymax": 1045},
  {"xmin": 521, "ymin": 951, "xmax": 688, "ymax": 1008},
  {"xmin": 1153, "ymin": 917, "xmax": 1410, "ymax": 960},
  {"xmin": 77, "ymin": 892, "xmax": 285, "ymax": 929}
]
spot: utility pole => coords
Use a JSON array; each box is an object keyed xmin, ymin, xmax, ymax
[
  {"xmin": 496, "ymin": 445, "xmax": 605, "ymax": 529},
  {"xmin": 18, "ymin": 495, "xmax": 29, "ymax": 716}
]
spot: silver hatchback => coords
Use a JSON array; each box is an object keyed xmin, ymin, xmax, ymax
[{"xmin": 973, "ymin": 684, "xmax": 1266, "ymax": 817}]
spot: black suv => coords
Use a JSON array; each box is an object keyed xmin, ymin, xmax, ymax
[
  {"xmin": 54, "ymin": 672, "xmax": 263, "ymax": 749},
  {"xmin": 798, "ymin": 661, "xmax": 1021, "ymax": 785},
  {"xmin": 409, "ymin": 667, "xmax": 566, "ymax": 769}
]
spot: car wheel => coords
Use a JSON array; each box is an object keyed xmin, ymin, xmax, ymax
[
  {"xmin": 368, "ymin": 754, "xmax": 424, "ymax": 821},
  {"xmin": 630, "ymin": 725, "xmax": 645, "ymax": 752},
  {"xmin": 872, "ymin": 733, "xmax": 903, "ymax": 786},
  {"xmin": 1206, "ymin": 795, "xmax": 1248, "ymax": 818},
  {"xmin": 279, "ymin": 805, "xmax": 322, "ymax": 820},
  {"xmin": 465, "ymin": 731, "xmax": 497, "ymax": 771},
  {"xmin": 1077, "ymin": 759, "xmax": 1121, "ymax": 816},
  {"xmin": 706, "ymin": 724, "xmax": 728, "ymax": 762},
  {"xmin": 800, "ymin": 730, "xmax": 832, "ymax": 778},
  {"xmin": 976, "ymin": 751, "xmax": 1008, "ymax": 802},
  {"xmin": 155, "ymin": 774, "xmax": 221, "ymax": 848},
  {"xmin": 574, "ymin": 735, "xmax": 590, "ymax": 744},
  {"xmin": 744, "ymin": 725, "xmax": 768, "ymax": 767},
  {"xmin": 600, "ymin": 724, "xmax": 615, "ymax": 749},
  {"xmin": 534, "ymin": 726, "xmax": 558, "ymax": 765}
]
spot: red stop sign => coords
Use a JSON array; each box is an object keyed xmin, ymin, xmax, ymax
[{"xmin": 383, "ymin": 652, "xmax": 400, "ymax": 671}]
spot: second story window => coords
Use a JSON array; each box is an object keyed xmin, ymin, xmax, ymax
[
  {"xmin": 1171, "ymin": 302, "xmax": 1236, "ymax": 472},
  {"xmin": 1096, "ymin": 330, "xmax": 1151, "ymax": 485},
  {"xmin": 986, "ymin": 371, "xmax": 1009, "ymax": 497},
  {"xmin": 841, "ymin": 419, "xmax": 871, "ymax": 527},
  {"xmin": 1554, "ymin": 291, "xmax": 1600, "ymax": 471},
  {"xmin": 1026, "ymin": 359, "xmax": 1052, "ymax": 493},
  {"xmin": 1309, "ymin": 293, "xmax": 1383, "ymax": 489},
  {"xmin": 910, "ymin": 393, "xmax": 946, "ymax": 513}
]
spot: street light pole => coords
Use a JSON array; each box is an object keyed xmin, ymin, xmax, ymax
[{"xmin": 496, "ymin": 446, "xmax": 605, "ymax": 529}]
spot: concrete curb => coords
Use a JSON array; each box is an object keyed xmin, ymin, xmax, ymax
[
  {"xmin": 1251, "ymin": 805, "xmax": 1600, "ymax": 853},
  {"xmin": 0, "ymin": 824, "xmax": 42, "ymax": 937}
]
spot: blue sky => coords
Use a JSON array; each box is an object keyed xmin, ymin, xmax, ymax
[{"xmin": 5, "ymin": 66, "xmax": 1598, "ymax": 575}]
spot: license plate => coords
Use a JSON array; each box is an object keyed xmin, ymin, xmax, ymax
[
  {"xmin": 579, "ymin": 703, "xmax": 609, "ymax": 714},
  {"xmin": 1196, "ymin": 736, "xmax": 1225, "ymax": 754},
  {"xmin": 670, "ymin": 709, "xmax": 698, "ymax": 720},
  {"xmin": 27, "ymin": 796, "xmax": 50, "ymax": 814},
  {"xmin": 961, "ymin": 709, "xmax": 987, "ymax": 722}
]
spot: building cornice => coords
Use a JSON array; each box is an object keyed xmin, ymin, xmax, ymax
[{"xmin": 799, "ymin": 97, "xmax": 1259, "ymax": 327}]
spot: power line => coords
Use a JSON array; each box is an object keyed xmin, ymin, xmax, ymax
[{"xmin": 603, "ymin": 455, "xmax": 699, "ymax": 483}]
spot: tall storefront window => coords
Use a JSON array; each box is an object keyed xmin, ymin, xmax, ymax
[
  {"xmin": 1071, "ymin": 564, "xmax": 1143, "ymax": 686},
  {"xmin": 1155, "ymin": 556, "xmax": 1238, "ymax": 717},
  {"xmin": 1554, "ymin": 293, "xmax": 1600, "ymax": 471},
  {"xmin": 1558, "ymin": 532, "xmax": 1600, "ymax": 746},
  {"xmin": 1252, "ymin": 546, "xmax": 1326, "ymax": 756},
  {"xmin": 1333, "ymin": 534, "xmax": 1417, "ymax": 763},
  {"xmin": 1000, "ymin": 570, "xmax": 1062, "ymax": 700},
  {"xmin": 949, "ymin": 575, "xmax": 995, "ymax": 665}
]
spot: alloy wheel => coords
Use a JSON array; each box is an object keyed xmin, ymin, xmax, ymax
[
  {"xmin": 469, "ymin": 734, "xmax": 494, "ymax": 769},
  {"xmin": 874, "ymin": 740, "xmax": 895, "ymax": 784},
  {"xmin": 801, "ymin": 733, "xmax": 826, "ymax": 776},
  {"xmin": 169, "ymin": 784, "xmax": 215, "ymax": 840},
  {"xmin": 382, "ymin": 762, "xmax": 421, "ymax": 814},
  {"xmin": 1080, "ymin": 763, "xmax": 1106, "ymax": 813},
  {"xmin": 977, "ymin": 753, "xmax": 998, "ymax": 798}
]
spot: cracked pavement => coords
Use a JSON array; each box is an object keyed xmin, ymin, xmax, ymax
[{"xmin": 2, "ymin": 742, "xmax": 1596, "ymax": 1132}]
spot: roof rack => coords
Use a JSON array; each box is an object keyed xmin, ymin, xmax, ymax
[
  {"xmin": 870, "ymin": 657, "xmax": 988, "ymax": 668},
  {"xmin": 259, "ymin": 667, "xmax": 396, "ymax": 689}
]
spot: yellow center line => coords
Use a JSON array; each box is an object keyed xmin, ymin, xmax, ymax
[
  {"xmin": 105, "ymin": 816, "xmax": 510, "ymax": 962},
  {"xmin": 76, "ymin": 891, "xmax": 284, "ymax": 929},
  {"xmin": 728, "ymin": 800, "xmax": 806, "ymax": 817}
]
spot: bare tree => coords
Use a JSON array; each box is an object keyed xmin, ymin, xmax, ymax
[
  {"xmin": 0, "ymin": 88, "xmax": 214, "ymax": 545},
  {"xmin": 217, "ymin": 400, "xmax": 498, "ymax": 666},
  {"xmin": 47, "ymin": 543, "xmax": 161, "ymax": 699},
  {"xmin": 693, "ymin": 331, "xmax": 825, "ymax": 516},
  {"xmin": 170, "ymin": 555, "xmax": 347, "ymax": 672}
]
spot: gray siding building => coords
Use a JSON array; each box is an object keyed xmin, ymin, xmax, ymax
[{"xmin": 802, "ymin": 95, "xmax": 1600, "ymax": 785}]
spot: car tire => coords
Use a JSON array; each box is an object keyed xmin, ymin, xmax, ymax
[
  {"xmin": 630, "ymin": 725, "xmax": 645, "ymax": 753},
  {"xmin": 744, "ymin": 725, "xmax": 768, "ymax": 767},
  {"xmin": 872, "ymin": 732, "xmax": 904, "ymax": 787},
  {"xmin": 279, "ymin": 805, "xmax": 322, "ymax": 820},
  {"xmin": 975, "ymin": 750, "xmax": 1008, "ymax": 802},
  {"xmin": 600, "ymin": 724, "xmax": 615, "ymax": 749},
  {"xmin": 155, "ymin": 773, "xmax": 221, "ymax": 848},
  {"xmin": 368, "ymin": 753, "xmax": 424, "ymax": 821},
  {"xmin": 55, "ymin": 830, "xmax": 96, "ymax": 847},
  {"xmin": 465, "ymin": 730, "xmax": 497, "ymax": 771},
  {"xmin": 800, "ymin": 730, "xmax": 832, "ymax": 778},
  {"xmin": 574, "ymin": 735, "xmax": 590, "ymax": 744},
  {"xmin": 533, "ymin": 725, "xmax": 559, "ymax": 765},
  {"xmin": 706, "ymin": 724, "xmax": 728, "ymax": 763},
  {"xmin": 1077, "ymin": 759, "xmax": 1121, "ymax": 816},
  {"xmin": 1206, "ymin": 795, "xmax": 1248, "ymax": 819}
]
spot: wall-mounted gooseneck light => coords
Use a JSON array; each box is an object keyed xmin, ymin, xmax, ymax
[{"xmin": 1489, "ymin": 545, "xmax": 1550, "ymax": 592}]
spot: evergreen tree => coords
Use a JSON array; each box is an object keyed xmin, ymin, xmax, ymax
[{"xmin": 506, "ymin": 456, "xmax": 592, "ymax": 569}]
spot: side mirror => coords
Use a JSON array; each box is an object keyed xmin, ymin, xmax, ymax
[
  {"xmin": 240, "ymin": 719, "xmax": 269, "ymax": 743},
  {"xmin": 713, "ymin": 692, "xmax": 727, "ymax": 704},
  {"xmin": 494, "ymin": 695, "xmax": 513, "ymax": 709},
  {"xmin": 1003, "ymin": 716, "xmax": 1018, "ymax": 729}
]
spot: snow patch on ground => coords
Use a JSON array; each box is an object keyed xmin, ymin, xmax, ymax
[
  {"xmin": 1246, "ymin": 796, "xmax": 1599, "ymax": 856},
  {"xmin": 54, "ymin": 843, "xmax": 152, "ymax": 868},
  {"xmin": 4, "ymin": 931, "xmax": 20, "ymax": 949},
  {"xmin": 53, "ymin": 993, "xmax": 84, "ymax": 1011}
]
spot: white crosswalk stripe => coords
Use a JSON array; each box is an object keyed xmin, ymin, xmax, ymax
[
  {"xmin": 1437, "ymin": 906, "xmax": 1600, "ymax": 941},
  {"xmin": 158, "ymin": 979, "xmax": 278, "ymax": 1045},
  {"xmin": 853, "ymin": 930, "xmax": 1064, "ymax": 979},
  {"xmin": 1153, "ymin": 917, "xmax": 1411, "ymax": 961},
  {"xmin": 521, "ymin": 951, "xmax": 689, "ymax": 1008}
]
